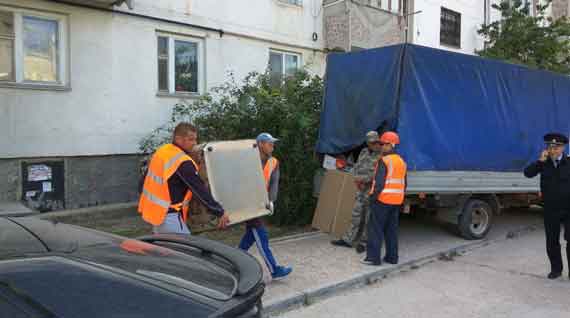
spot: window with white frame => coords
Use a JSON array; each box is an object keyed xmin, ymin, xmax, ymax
[
  {"xmin": 278, "ymin": 0, "xmax": 303, "ymax": 6},
  {"xmin": 268, "ymin": 50, "xmax": 300, "ymax": 86},
  {"xmin": 358, "ymin": 0, "xmax": 400, "ymax": 14},
  {"xmin": 0, "ymin": 6, "xmax": 67, "ymax": 86},
  {"xmin": 157, "ymin": 34, "xmax": 203, "ymax": 94},
  {"xmin": 379, "ymin": 0, "xmax": 400, "ymax": 14}
]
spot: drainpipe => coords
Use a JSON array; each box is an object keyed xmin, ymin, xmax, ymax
[{"xmin": 346, "ymin": 0, "xmax": 351, "ymax": 52}]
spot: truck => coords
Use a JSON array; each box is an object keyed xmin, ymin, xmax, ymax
[{"xmin": 316, "ymin": 44, "xmax": 570, "ymax": 240}]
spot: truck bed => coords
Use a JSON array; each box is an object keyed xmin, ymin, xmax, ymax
[{"xmin": 407, "ymin": 171, "xmax": 539, "ymax": 194}]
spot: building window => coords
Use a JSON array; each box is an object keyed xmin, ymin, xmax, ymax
[
  {"xmin": 268, "ymin": 50, "xmax": 300, "ymax": 86},
  {"xmin": 0, "ymin": 11, "xmax": 15, "ymax": 82},
  {"xmin": 510, "ymin": 0, "xmax": 533, "ymax": 16},
  {"xmin": 157, "ymin": 34, "xmax": 203, "ymax": 94},
  {"xmin": 0, "ymin": 6, "xmax": 67, "ymax": 87},
  {"xmin": 23, "ymin": 16, "xmax": 59, "ymax": 82},
  {"xmin": 440, "ymin": 7, "xmax": 461, "ymax": 48},
  {"xmin": 278, "ymin": 0, "xmax": 303, "ymax": 6},
  {"xmin": 157, "ymin": 36, "xmax": 169, "ymax": 92},
  {"xmin": 379, "ymin": 0, "xmax": 400, "ymax": 14}
]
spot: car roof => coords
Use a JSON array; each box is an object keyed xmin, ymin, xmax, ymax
[{"xmin": 0, "ymin": 218, "xmax": 250, "ymax": 310}]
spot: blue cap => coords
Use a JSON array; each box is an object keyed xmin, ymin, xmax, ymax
[{"xmin": 256, "ymin": 132, "xmax": 279, "ymax": 143}]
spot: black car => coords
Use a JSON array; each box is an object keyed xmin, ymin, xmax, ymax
[{"xmin": 0, "ymin": 217, "xmax": 264, "ymax": 318}]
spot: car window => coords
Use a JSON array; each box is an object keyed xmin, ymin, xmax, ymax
[
  {"xmin": 73, "ymin": 239, "xmax": 237, "ymax": 300},
  {"xmin": 0, "ymin": 257, "xmax": 216, "ymax": 318},
  {"xmin": 0, "ymin": 218, "xmax": 47, "ymax": 257}
]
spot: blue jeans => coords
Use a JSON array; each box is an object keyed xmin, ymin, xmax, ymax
[
  {"xmin": 239, "ymin": 224, "xmax": 278, "ymax": 274},
  {"xmin": 152, "ymin": 213, "xmax": 191, "ymax": 236}
]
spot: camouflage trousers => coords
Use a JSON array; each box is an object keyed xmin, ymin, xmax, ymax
[{"xmin": 341, "ymin": 190, "xmax": 371, "ymax": 246}]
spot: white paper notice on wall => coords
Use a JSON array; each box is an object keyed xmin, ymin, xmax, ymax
[
  {"xmin": 29, "ymin": 165, "xmax": 52, "ymax": 182},
  {"xmin": 25, "ymin": 191, "xmax": 37, "ymax": 198},
  {"xmin": 322, "ymin": 154, "xmax": 338, "ymax": 170},
  {"xmin": 42, "ymin": 182, "xmax": 53, "ymax": 193}
]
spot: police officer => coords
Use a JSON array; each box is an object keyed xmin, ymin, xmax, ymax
[
  {"xmin": 524, "ymin": 132, "xmax": 570, "ymax": 279},
  {"xmin": 361, "ymin": 132, "xmax": 407, "ymax": 266},
  {"xmin": 331, "ymin": 131, "xmax": 382, "ymax": 252}
]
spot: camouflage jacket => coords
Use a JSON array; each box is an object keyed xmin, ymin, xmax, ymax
[{"xmin": 353, "ymin": 148, "xmax": 381, "ymax": 185}]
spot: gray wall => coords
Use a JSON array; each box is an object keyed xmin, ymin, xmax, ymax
[
  {"xmin": 0, "ymin": 155, "xmax": 142, "ymax": 211},
  {"xmin": 324, "ymin": 0, "xmax": 404, "ymax": 52},
  {"xmin": 0, "ymin": 159, "xmax": 20, "ymax": 202},
  {"xmin": 66, "ymin": 155, "xmax": 142, "ymax": 209}
]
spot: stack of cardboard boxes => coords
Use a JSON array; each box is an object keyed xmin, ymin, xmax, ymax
[{"xmin": 312, "ymin": 169, "xmax": 358, "ymax": 237}]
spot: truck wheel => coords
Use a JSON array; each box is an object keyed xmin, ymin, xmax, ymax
[{"xmin": 458, "ymin": 199, "xmax": 493, "ymax": 240}]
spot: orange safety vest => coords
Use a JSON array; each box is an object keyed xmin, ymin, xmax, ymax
[
  {"xmin": 138, "ymin": 144, "xmax": 199, "ymax": 226},
  {"xmin": 263, "ymin": 157, "xmax": 279, "ymax": 191},
  {"xmin": 369, "ymin": 154, "xmax": 407, "ymax": 205}
]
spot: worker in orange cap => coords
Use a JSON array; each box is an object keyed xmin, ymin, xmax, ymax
[{"xmin": 361, "ymin": 131, "xmax": 407, "ymax": 266}]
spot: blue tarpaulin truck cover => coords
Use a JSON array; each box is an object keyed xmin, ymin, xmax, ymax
[{"xmin": 316, "ymin": 44, "xmax": 570, "ymax": 172}]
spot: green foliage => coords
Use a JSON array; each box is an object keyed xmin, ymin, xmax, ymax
[
  {"xmin": 477, "ymin": 0, "xmax": 570, "ymax": 74},
  {"xmin": 140, "ymin": 71, "xmax": 324, "ymax": 225}
]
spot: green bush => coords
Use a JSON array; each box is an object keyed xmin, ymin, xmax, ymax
[{"xmin": 139, "ymin": 71, "xmax": 324, "ymax": 225}]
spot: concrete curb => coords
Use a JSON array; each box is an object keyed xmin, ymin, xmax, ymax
[
  {"xmin": 35, "ymin": 202, "xmax": 138, "ymax": 220},
  {"xmin": 262, "ymin": 223, "xmax": 541, "ymax": 317}
]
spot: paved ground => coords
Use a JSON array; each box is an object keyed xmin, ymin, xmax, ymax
[
  {"xmin": 252, "ymin": 208, "xmax": 543, "ymax": 310},
  {"xmin": 30, "ymin": 203, "xmax": 551, "ymax": 317},
  {"xmin": 277, "ymin": 220, "xmax": 570, "ymax": 318}
]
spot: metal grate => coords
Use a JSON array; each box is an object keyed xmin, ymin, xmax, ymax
[{"xmin": 440, "ymin": 7, "xmax": 461, "ymax": 48}]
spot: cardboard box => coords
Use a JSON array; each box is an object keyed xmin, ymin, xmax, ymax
[{"xmin": 311, "ymin": 170, "xmax": 358, "ymax": 237}]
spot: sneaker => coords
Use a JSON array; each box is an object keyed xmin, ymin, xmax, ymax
[
  {"xmin": 383, "ymin": 258, "xmax": 398, "ymax": 265},
  {"xmin": 331, "ymin": 239, "xmax": 352, "ymax": 248},
  {"xmin": 360, "ymin": 257, "xmax": 381, "ymax": 266},
  {"xmin": 272, "ymin": 266, "xmax": 293, "ymax": 281}
]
